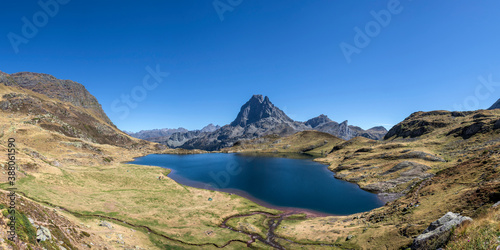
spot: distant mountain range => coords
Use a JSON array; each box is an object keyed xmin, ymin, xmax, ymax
[
  {"xmin": 127, "ymin": 124, "xmax": 221, "ymax": 148},
  {"xmin": 132, "ymin": 95, "xmax": 388, "ymax": 150},
  {"xmin": 126, "ymin": 127, "xmax": 189, "ymax": 140}
]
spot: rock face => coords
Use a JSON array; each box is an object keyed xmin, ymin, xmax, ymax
[
  {"xmin": 488, "ymin": 98, "xmax": 500, "ymax": 110},
  {"xmin": 180, "ymin": 95, "xmax": 308, "ymax": 151},
  {"xmin": 36, "ymin": 226, "xmax": 52, "ymax": 242},
  {"xmin": 230, "ymin": 95, "xmax": 294, "ymax": 127},
  {"xmin": 411, "ymin": 212, "xmax": 472, "ymax": 250}
]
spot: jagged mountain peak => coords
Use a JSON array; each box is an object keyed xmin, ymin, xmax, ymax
[{"xmin": 230, "ymin": 95, "xmax": 293, "ymax": 127}]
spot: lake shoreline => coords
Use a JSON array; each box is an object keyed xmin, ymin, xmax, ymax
[{"xmin": 129, "ymin": 153, "xmax": 384, "ymax": 216}]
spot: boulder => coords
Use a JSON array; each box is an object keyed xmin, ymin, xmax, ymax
[
  {"xmin": 36, "ymin": 226, "xmax": 51, "ymax": 242},
  {"xmin": 411, "ymin": 212, "xmax": 472, "ymax": 249},
  {"xmin": 98, "ymin": 220, "xmax": 114, "ymax": 229}
]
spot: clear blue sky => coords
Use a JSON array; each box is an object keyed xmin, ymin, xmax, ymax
[{"xmin": 1, "ymin": 0, "xmax": 499, "ymax": 132}]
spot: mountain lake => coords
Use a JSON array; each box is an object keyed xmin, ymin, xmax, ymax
[{"xmin": 130, "ymin": 153, "xmax": 384, "ymax": 215}]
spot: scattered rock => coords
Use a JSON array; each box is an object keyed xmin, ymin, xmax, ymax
[
  {"xmin": 98, "ymin": 220, "xmax": 113, "ymax": 229},
  {"xmin": 411, "ymin": 212, "xmax": 472, "ymax": 250},
  {"xmin": 36, "ymin": 226, "xmax": 52, "ymax": 242},
  {"xmin": 377, "ymin": 193, "xmax": 405, "ymax": 204},
  {"xmin": 346, "ymin": 235, "xmax": 354, "ymax": 241},
  {"xmin": 492, "ymin": 201, "xmax": 500, "ymax": 208}
]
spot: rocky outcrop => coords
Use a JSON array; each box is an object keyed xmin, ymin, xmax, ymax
[
  {"xmin": 411, "ymin": 212, "xmax": 472, "ymax": 250},
  {"xmin": 384, "ymin": 110, "xmax": 500, "ymax": 140},
  {"xmin": 36, "ymin": 226, "xmax": 52, "ymax": 242}
]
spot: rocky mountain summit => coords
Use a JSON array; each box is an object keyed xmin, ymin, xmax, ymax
[{"xmin": 174, "ymin": 95, "xmax": 387, "ymax": 150}]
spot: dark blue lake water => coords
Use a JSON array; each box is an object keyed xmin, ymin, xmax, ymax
[{"xmin": 130, "ymin": 153, "xmax": 383, "ymax": 215}]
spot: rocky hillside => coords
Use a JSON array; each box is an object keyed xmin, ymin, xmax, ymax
[
  {"xmin": 302, "ymin": 108, "xmax": 500, "ymax": 249},
  {"xmin": 0, "ymin": 71, "xmax": 113, "ymax": 126},
  {"xmin": 0, "ymin": 70, "xmax": 145, "ymax": 147},
  {"xmin": 305, "ymin": 114, "xmax": 387, "ymax": 140}
]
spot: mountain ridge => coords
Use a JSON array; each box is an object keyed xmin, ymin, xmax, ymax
[
  {"xmin": 0, "ymin": 71, "xmax": 114, "ymax": 127},
  {"xmin": 175, "ymin": 95, "xmax": 387, "ymax": 150}
]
